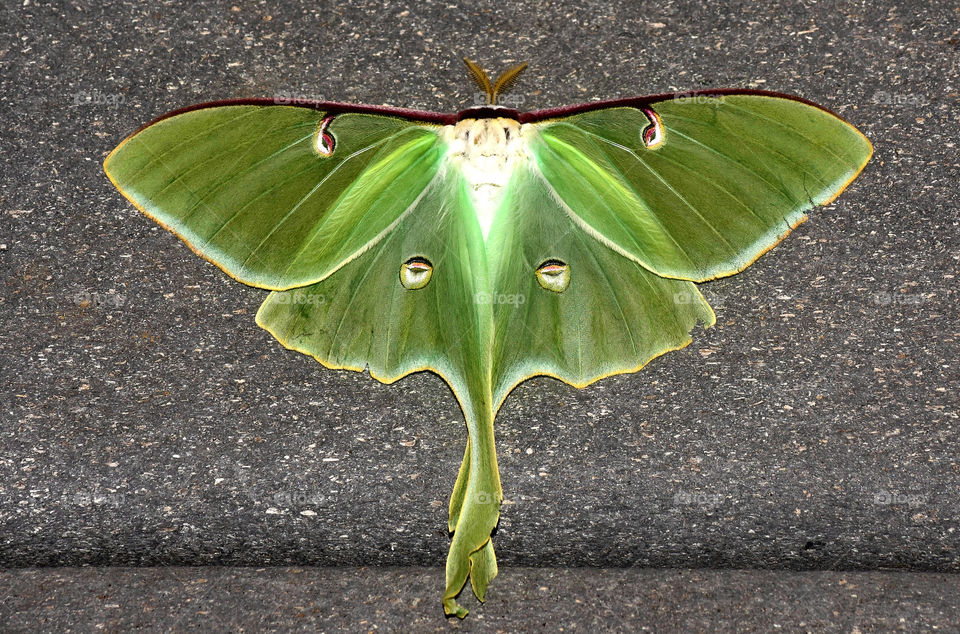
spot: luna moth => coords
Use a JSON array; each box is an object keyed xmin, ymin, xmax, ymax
[{"xmin": 103, "ymin": 58, "xmax": 872, "ymax": 618}]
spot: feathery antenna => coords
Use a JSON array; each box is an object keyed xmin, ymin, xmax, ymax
[
  {"xmin": 463, "ymin": 57, "xmax": 528, "ymax": 105},
  {"xmin": 463, "ymin": 57, "xmax": 494, "ymax": 104},
  {"xmin": 492, "ymin": 62, "xmax": 528, "ymax": 105}
]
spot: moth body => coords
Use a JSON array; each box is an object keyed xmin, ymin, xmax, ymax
[{"xmin": 444, "ymin": 117, "xmax": 531, "ymax": 241}]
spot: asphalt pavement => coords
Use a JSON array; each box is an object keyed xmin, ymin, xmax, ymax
[{"xmin": 1, "ymin": 0, "xmax": 957, "ymax": 631}]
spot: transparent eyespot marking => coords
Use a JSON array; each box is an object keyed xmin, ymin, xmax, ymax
[
  {"xmin": 641, "ymin": 106, "xmax": 663, "ymax": 149},
  {"xmin": 535, "ymin": 259, "xmax": 570, "ymax": 293},
  {"xmin": 316, "ymin": 115, "xmax": 335, "ymax": 156},
  {"xmin": 400, "ymin": 256, "xmax": 433, "ymax": 290}
]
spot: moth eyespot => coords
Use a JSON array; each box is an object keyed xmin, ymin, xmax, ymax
[
  {"xmin": 400, "ymin": 257, "xmax": 433, "ymax": 290},
  {"xmin": 535, "ymin": 259, "xmax": 570, "ymax": 293},
  {"xmin": 316, "ymin": 115, "xmax": 335, "ymax": 156},
  {"xmin": 640, "ymin": 107, "xmax": 663, "ymax": 149}
]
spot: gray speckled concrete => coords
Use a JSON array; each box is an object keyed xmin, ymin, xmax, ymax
[
  {"xmin": 3, "ymin": 567, "xmax": 960, "ymax": 633},
  {"xmin": 1, "ymin": 0, "xmax": 958, "ymax": 628}
]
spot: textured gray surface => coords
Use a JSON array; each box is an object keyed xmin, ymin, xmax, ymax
[
  {"xmin": 3, "ymin": 567, "xmax": 960, "ymax": 633},
  {"xmin": 1, "ymin": 0, "xmax": 958, "ymax": 628}
]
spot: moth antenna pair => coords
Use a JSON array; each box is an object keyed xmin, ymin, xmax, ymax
[{"xmin": 463, "ymin": 57, "xmax": 528, "ymax": 105}]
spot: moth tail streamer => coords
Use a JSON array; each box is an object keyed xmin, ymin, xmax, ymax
[{"xmin": 443, "ymin": 398, "xmax": 502, "ymax": 618}]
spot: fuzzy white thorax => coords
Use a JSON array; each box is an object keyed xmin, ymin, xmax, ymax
[{"xmin": 443, "ymin": 117, "xmax": 532, "ymax": 241}]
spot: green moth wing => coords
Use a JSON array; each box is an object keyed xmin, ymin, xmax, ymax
[
  {"xmin": 531, "ymin": 96, "xmax": 872, "ymax": 282},
  {"xmin": 104, "ymin": 106, "xmax": 447, "ymax": 290},
  {"xmin": 103, "ymin": 67, "xmax": 872, "ymax": 620},
  {"xmin": 486, "ymin": 159, "xmax": 717, "ymax": 407}
]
